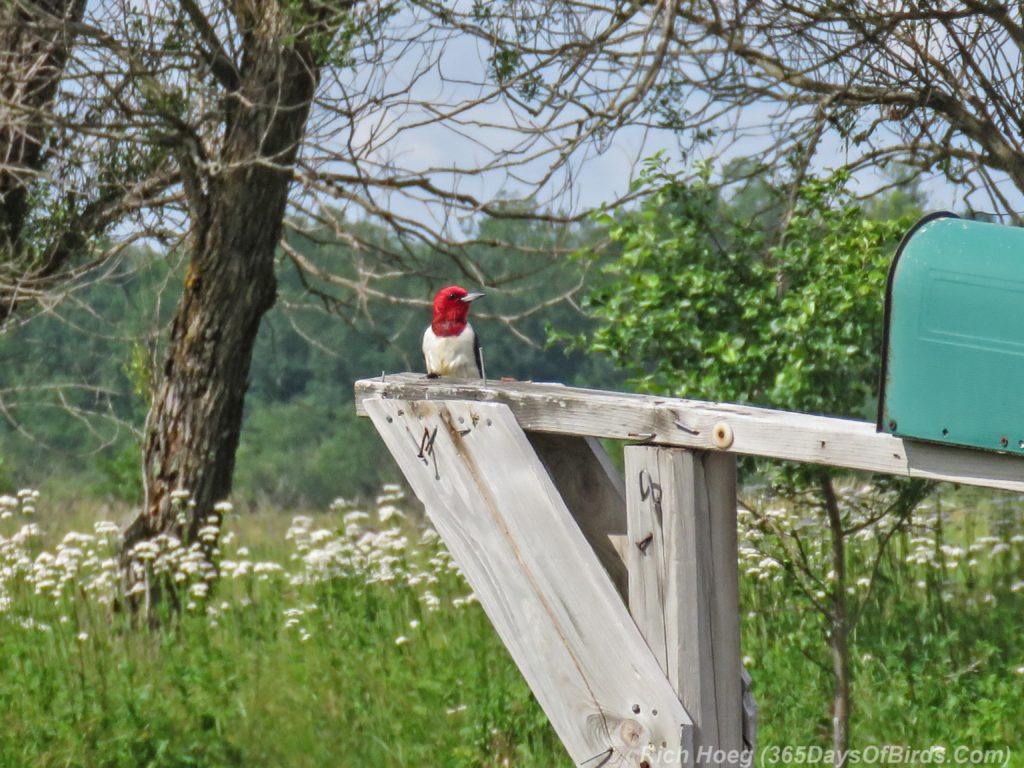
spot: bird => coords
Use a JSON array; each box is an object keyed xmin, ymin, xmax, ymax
[{"xmin": 423, "ymin": 285, "xmax": 485, "ymax": 379}]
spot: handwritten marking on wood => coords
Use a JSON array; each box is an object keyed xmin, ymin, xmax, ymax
[
  {"xmin": 364, "ymin": 397, "xmax": 693, "ymax": 767},
  {"xmin": 355, "ymin": 374, "xmax": 1024, "ymax": 493},
  {"xmin": 626, "ymin": 447, "xmax": 744, "ymax": 766}
]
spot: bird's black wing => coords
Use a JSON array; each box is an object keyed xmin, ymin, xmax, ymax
[{"xmin": 473, "ymin": 328, "xmax": 483, "ymax": 377}]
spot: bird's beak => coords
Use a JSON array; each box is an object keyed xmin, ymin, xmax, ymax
[{"xmin": 460, "ymin": 292, "xmax": 485, "ymax": 303}]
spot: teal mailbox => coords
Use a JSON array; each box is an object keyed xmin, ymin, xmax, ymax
[{"xmin": 878, "ymin": 213, "xmax": 1024, "ymax": 454}]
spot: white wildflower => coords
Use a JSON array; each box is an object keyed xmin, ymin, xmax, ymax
[
  {"xmin": 189, "ymin": 582, "xmax": 209, "ymax": 599},
  {"xmin": 378, "ymin": 505, "xmax": 405, "ymax": 524}
]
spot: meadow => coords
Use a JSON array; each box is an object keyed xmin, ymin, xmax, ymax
[{"xmin": 0, "ymin": 483, "xmax": 1021, "ymax": 768}]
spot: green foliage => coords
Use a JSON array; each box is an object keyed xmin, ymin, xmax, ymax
[
  {"xmin": 93, "ymin": 444, "xmax": 144, "ymax": 505},
  {"xmin": 0, "ymin": 492, "xmax": 565, "ymax": 767},
  {"xmin": 584, "ymin": 161, "xmax": 907, "ymax": 420},
  {"xmin": 0, "ymin": 490, "xmax": 1020, "ymax": 766}
]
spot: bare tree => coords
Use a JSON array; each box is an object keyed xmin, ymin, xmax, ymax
[
  {"xmin": 645, "ymin": 1, "xmax": 1024, "ymax": 216},
  {"xmin": 0, "ymin": 1, "xmax": 172, "ymax": 322},
  {"xmin": 0, "ymin": 2, "xmax": 685, "ymax": 562}
]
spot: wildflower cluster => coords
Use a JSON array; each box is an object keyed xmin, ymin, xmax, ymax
[
  {"xmin": 282, "ymin": 485, "xmax": 472, "ymax": 617},
  {"xmin": 738, "ymin": 481, "xmax": 1024, "ymax": 607},
  {"xmin": 1, "ymin": 484, "xmax": 475, "ymax": 645}
]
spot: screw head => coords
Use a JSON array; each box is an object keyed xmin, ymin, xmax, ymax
[
  {"xmin": 888, "ymin": 420, "xmax": 897, "ymax": 430},
  {"xmin": 1000, "ymin": 436, "xmax": 1009, "ymax": 447}
]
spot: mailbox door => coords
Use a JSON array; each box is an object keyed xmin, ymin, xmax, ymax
[{"xmin": 879, "ymin": 213, "xmax": 1024, "ymax": 454}]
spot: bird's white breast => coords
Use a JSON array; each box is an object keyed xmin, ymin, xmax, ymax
[{"xmin": 423, "ymin": 324, "xmax": 478, "ymax": 378}]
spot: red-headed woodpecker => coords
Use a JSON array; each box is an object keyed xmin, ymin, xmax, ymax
[{"xmin": 423, "ymin": 285, "xmax": 484, "ymax": 378}]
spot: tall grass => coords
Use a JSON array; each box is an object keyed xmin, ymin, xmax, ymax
[{"xmin": 0, "ymin": 485, "xmax": 1021, "ymax": 767}]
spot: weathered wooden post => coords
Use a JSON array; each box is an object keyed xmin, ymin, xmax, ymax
[
  {"xmin": 355, "ymin": 371, "xmax": 1024, "ymax": 768},
  {"xmin": 363, "ymin": 397, "xmax": 694, "ymax": 766},
  {"xmin": 626, "ymin": 448, "xmax": 744, "ymax": 765}
]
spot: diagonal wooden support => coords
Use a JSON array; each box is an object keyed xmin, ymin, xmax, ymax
[
  {"xmin": 528, "ymin": 433, "xmax": 629, "ymax": 597},
  {"xmin": 364, "ymin": 396, "xmax": 694, "ymax": 767},
  {"xmin": 625, "ymin": 447, "xmax": 750, "ymax": 766}
]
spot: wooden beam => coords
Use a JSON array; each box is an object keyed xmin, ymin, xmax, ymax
[
  {"xmin": 355, "ymin": 374, "xmax": 1024, "ymax": 493},
  {"xmin": 364, "ymin": 397, "xmax": 694, "ymax": 767},
  {"xmin": 528, "ymin": 433, "xmax": 628, "ymax": 597},
  {"xmin": 625, "ymin": 447, "xmax": 744, "ymax": 766}
]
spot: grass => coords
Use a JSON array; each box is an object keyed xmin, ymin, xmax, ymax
[{"xmin": 0, "ymin": 485, "xmax": 1022, "ymax": 767}]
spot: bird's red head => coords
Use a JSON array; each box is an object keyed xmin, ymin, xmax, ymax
[{"xmin": 432, "ymin": 285, "xmax": 484, "ymax": 336}]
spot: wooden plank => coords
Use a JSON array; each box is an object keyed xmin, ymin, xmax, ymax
[
  {"xmin": 626, "ymin": 447, "xmax": 744, "ymax": 766},
  {"xmin": 704, "ymin": 452, "xmax": 744, "ymax": 760},
  {"xmin": 528, "ymin": 433, "xmax": 628, "ymax": 597},
  {"xmin": 355, "ymin": 374, "xmax": 1024, "ymax": 493},
  {"xmin": 364, "ymin": 397, "xmax": 694, "ymax": 767}
]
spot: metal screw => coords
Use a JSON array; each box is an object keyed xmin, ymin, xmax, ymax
[
  {"xmin": 888, "ymin": 420, "xmax": 897, "ymax": 430},
  {"xmin": 1000, "ymin": 436, "xmax": 1009, "ymax": 447},
  {"xmin": 631, "ymin": 704, "xmax": 641, "ymax": 714}
]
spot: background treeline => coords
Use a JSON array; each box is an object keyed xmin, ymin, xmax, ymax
[{"xmin": 0, "ymin": 213, "xmax": 621, "ymax": 509}]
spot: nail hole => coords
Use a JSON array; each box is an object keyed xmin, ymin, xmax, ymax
[{"xmin": 941, "ymin": 428, "xmax": 949, "ymax": 437}]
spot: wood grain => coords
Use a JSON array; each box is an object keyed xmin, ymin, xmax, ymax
[
  {"xmin": 364, "ymin": 397, "xmax": 693, "ymax": 767},
  {"xmin": 528, "ymin": 433, "xmax": 628, "ymax": 597},
  {"xmin": 356, "ymin": 374, "xmax": 1024, "ymax": 492},
  {"xmin": 626, "ymin": 447, "xmax": 744, "ymax": 766}
]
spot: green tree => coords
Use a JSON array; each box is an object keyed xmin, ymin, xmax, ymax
[{"xmin": 577, "ymin": 160, "xmax": 933, "ymax": 762}]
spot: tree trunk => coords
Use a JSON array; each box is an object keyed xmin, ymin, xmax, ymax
[
  {"xmin": 125, "ymin": 32, "xmax": 319, "ymax": 554},
  {"xmin": 0, "ymin": 0, "xmax": 86, "ymax": 288},
  {"xmin": 820, "ymin": 475, "xmax": 851, "ymax": 767},
  {"xmin": 0, "ymin": 0, "xmax": 84, "ymax": 247}
]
